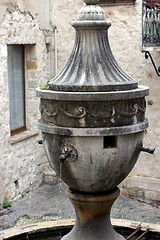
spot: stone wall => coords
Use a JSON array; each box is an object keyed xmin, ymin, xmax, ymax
[
  {"xmin": 104, "ymin": 3, "xmax": 160, "ymax": 202},
  {"xmin": 105, "ymin": 4, "xmax": 160, "ymax": 202},
  {"xmin": 51, "ymin": 0, "xmax": 160, "ymax": 202},
  {"xmin": 0, "ymin": 0, "xmax": 160, "ymax": 204},
  {"xmin": 0, "ymin": 1, "xmax": 54, "ymax": 204}
]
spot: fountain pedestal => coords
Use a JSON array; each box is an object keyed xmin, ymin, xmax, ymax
[{"xmin": 62, "ymin": 188, "xmax": 124, "ymax": 240}]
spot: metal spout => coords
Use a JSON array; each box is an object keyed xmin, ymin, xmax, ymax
[
  {"xmin": 59, "ymin": 150, "xmax": 71, "ymax": 162},
  {"xmin": 140, "ymin": 147, "xmax": 155, "ymax": 154},
  {"xmin": 138, "ymin": 144, "xmax": 155, "ymax": 154}
]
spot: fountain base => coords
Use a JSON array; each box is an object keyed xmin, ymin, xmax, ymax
[{"xmin": 62, "ymin": 187, "xmax": 125, "ymax": 240}]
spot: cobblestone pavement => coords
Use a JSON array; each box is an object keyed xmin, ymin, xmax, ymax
[{"xmin": 0, "ymin": 182, "xmax": 160, "ymax": 231}]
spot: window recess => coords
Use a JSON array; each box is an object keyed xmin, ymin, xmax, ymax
[
  {"xmin": 98, "ymin": 0, "xmax": 135, "ymax": 6},
  {"xmin": 8, "ymin": 45, "xmax": 26, "ymax": 135}
]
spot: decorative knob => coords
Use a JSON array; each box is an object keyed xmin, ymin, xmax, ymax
[{"xmin": 84, "ymin": 0, "xmax": 99, "ymax": 4}]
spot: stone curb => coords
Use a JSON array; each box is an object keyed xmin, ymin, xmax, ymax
[{"xmin": 0, "ymin": 219, "xmax": 160, "ymax": 239}]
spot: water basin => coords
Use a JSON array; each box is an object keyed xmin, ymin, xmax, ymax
[
  {"xmin": 0, "ymin": 219, "xmax": 159, "ymax": 240},
  {"xmin": 10, "ymin": 227, "xmax": 159, "ymax": 240}
]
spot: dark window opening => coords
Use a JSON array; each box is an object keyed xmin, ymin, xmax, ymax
[
  {"xmin": 103, "ymin": 136, "xmax": 117, "ymax": 148},
  {"xmin": 98, "ymin": 0, "xmax": 135, "ymax": 5}
]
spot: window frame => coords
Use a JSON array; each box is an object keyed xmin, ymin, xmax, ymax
[{"xmin": 8, "ymin": 44, "xmax": 27, "ymax": 136}]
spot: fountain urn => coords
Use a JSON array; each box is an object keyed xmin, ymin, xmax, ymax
[{"xmin": 37, "ymin": 0, "xmax": 153, "ymax": 239}]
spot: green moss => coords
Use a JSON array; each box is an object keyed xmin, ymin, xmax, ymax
[
  {"xmin": 40, "ymin": 81, "xmax": 50, "ymax": 90},
  {"xmin": 3, "ymin": 199, "xmax": 12, "ymax": 209},
  {"xmin": 21, "ymin": 192, "xmax": 25, "ymax": 198}
]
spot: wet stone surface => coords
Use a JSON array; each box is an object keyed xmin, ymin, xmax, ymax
[{"xmin": 0, "ymin": 182, "xmax": 159, "ymax": 230}]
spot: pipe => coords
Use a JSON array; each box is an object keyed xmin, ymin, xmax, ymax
[
  {"xmin": 137, "ymin": 145, "xmax": 156, "ymax": 154},
  {"xmin": 59, "ymin": 150, "xmax": 71, "ymax": 162},
  {"xmin": 54, "ymin": 26, "xmax": 58, "ymax": 75},
  {"xmin": 135, "ymin": 228, "xmax": 149, "ymax": 240},
  {"xmin": 126, "ymin": 223, "xmax": 142, "ymax": 240},
  {"xmin": 139, "ymin": 146, "xmax": 155, "ymax": 154}
]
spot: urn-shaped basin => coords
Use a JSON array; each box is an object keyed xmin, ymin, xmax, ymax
[{"xmin": 41, "ymin": 129, "xmax": 144, "ymax": 192}]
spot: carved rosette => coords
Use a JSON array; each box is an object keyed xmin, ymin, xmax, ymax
[{"xmin": 40, "ymin": 98, "xmax": 146, "ymax": 128}]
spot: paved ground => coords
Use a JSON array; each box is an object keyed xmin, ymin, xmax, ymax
[{"xmin": 0, "ymin": 181, "xmax": 160, "ymax": 231}]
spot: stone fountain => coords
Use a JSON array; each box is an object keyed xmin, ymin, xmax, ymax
[{"xmin": 37, "ymin": 0, "xmax": 155, "ymax": 239}]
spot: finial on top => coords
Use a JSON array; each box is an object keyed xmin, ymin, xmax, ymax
[{"xmin": 84, "ymin": 0, "xmax": 99, "ymax": 5}]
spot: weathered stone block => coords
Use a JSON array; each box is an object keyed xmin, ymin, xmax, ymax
[{"xmin": 26, "ymin": 60, "xmax": 38, "ymax": 69}]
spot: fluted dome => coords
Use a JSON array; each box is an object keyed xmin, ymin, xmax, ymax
[{"xmin": 49, "ymin": 3, "xmax": 138, "ymax": 92}]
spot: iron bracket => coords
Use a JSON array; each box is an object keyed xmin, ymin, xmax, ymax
[{"xmin": 144, "ymin": 51, "xmax": 160, "ymax": 77}]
